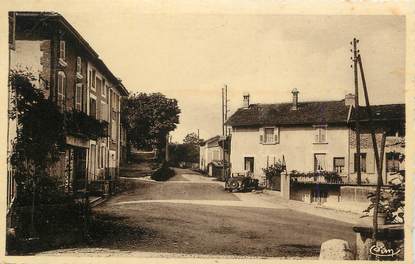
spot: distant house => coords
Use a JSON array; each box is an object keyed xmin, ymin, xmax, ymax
[
  {"xmin": 199, "ymin": 135, "xmax": 230, "ymax": 179},
  {"xmin": 226, "ymin": 89, "xmax": 405, "ymax": 187}
]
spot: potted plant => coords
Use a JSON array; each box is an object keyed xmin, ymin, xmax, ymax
[{"xmin": 361, "ymin": 189, "xmax": 391, "ymax": 225}]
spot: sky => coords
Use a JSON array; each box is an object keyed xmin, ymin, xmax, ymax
[{"xmin": 57, "ymin": 12, "xmax": 405, "ymax": 142}]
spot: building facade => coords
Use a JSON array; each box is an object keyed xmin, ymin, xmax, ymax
[
  {"xmin": 226, "ymin": 90, "xmax": 405, "ymax": 186},
  {"xmin": 7, "ymin": 12, "xmax": 129, "ymax": 203},
  {"xmin": 199, "ymin": 135, "xmax": 230, "ymax": 178}
]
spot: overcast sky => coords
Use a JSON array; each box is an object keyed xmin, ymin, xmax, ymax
[{"xmin": 58, "ymin": 12, "xmax": 405, "ymax": 142}]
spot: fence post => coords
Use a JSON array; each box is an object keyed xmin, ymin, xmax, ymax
[{"xmin": 281, "ymin": 172, "xmax": 290, "ymax": 200}]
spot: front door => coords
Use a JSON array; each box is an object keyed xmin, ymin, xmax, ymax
[
  {"xmin": 73, "ymin": 147, "xmax": 87, "ymax": 191},
  {"xmin": 244, "ymin": 157, "xmax": 254, "ymax": 174}
]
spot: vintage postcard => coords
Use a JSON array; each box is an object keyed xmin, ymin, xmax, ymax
[{"xmin": 1, "ymin": 0, "xmax": 413, "ymax": 263}]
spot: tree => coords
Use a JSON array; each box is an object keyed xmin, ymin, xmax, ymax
[
  {"xmin": 182, "ymin": 133, "xmax": 204, "ymax": 164},
  {"xmin": 121, "ymin": 92, "xmax": 180, "ymax": 160},
  {"xmin": 183, "ymin": 132, "xmax": 203, "ymax": 145}
]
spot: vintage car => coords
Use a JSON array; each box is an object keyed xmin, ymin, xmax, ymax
[{"xmin": 225, "ymin": 172, "xmax": 259, "ymax": 192}]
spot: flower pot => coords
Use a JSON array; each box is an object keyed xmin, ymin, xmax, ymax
[{"xmin": 376, "ymin": 212, "xmax": 386, "ymax": 225}]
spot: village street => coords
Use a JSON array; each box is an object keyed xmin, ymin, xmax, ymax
[{"xmin": 38, "ymin": 168, "xmax": 357, "ymax": 259}]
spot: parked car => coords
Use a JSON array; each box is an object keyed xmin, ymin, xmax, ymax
[{"xmin": 225, "ymin": 172, "xmax": 259, "ymax": 192}]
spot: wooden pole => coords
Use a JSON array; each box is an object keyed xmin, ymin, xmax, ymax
[
  {"xmin": 353, "ymin": 38, "xmax": 362, "ymax": 185},
  {"xmin": 357, "ymin": 54, "xmax": 386, "ymax": 244},
  {"xmin": 222, "ymin": 87, "xmax": 224, "ymax": 136},
  {"xmin": 225, "ymin": 85, "xmax": 228, "ymax": 136}
]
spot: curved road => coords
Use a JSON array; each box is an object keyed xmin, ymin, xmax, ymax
[{"xmin": 40, "ymin": 168, "xmax": 356, "ymax": 259}]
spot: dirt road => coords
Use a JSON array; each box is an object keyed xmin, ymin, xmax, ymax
[{"xmin": 39, "ymin": 168, "xmax": 356, "ymax": 259}]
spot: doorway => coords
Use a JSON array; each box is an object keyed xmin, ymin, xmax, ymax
[
  {"xmin": 73, "ymin": 147, "xmax": 87, "ymax": 191},
  {"xmin": 244, "ymin": 157, "xmax": 254, "ymax": 174}
]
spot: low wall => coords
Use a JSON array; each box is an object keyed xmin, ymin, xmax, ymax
[
  {"xmin": 290, "ymin": 184, "xmax": 340, "ymax": 204},
  {"xmin": 341, "ymin": 186, "xmax": 376, "ymax": 203}
]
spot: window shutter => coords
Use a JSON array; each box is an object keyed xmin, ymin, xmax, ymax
[
  {"xmin": 260, "ymin": 135, "xmax": 263, "ymax": 143},
  {"xmin": 274, "ymin": 134, "xmax": 278, "ymax": 143}
]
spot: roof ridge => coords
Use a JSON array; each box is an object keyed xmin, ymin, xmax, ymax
[{"xmin": 253, "ymin": 100, "xmax": 344, "ymax": 106}]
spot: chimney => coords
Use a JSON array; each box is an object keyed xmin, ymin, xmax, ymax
[
  {"xmin": 243, "ymin": 93, "xmax": 250, "ymax": 108},
  {"xmin": 291, "ymin": 88, "xmax": 299, "ymax": 110},
  {"xmin": 345, "ymin": 93, "xmax": 355, "ymax": 107}
]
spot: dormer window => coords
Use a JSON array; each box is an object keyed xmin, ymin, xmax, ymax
[
  {"xmin": 260, "ymin": 127, "xmax": 279, "ymax": 144},
  {"xmin": 314, "ymin": 125, "xmax": 327, "ymax": 143}
]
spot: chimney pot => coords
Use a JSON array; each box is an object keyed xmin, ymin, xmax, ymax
[
  {"xmin": 345, "ymin": 93, "xmax": 355, "ymax": 107},
  {"xmin": 291, "ymin": 88, "xmax": 299, "ymax": 110},
  {"xmin": 243, "ymin": 93, "xmax": 250, "ymax": 108}
]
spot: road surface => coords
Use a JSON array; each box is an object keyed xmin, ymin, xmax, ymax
[{"xmin": 41, "ymin": 168, "xmax": 356, "ymax": 259}]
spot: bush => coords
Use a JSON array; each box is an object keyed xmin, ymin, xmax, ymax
[{"xmin": 151, "ymin": 162, "xmax": 175, "ymax": 181}]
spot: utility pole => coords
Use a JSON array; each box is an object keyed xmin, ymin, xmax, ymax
[
  {"xmin": 351, "ymin": 38, "xmax": 362, "ymax": 185},
  {"xmin": 224, "ymin": 84, "xmax": 228, "ymax": 136},
  {"xmin": 221, "ymin": 87, "xmax": 225, "ymax": 136},
  {"xmin": 357, "ymin": 53, "xmax": 387, "ymax": 246}
]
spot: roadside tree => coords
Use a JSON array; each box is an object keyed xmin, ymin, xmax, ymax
[{"xmin": 121, "ymin": 92, "xmax": 181, "ymax": 160}]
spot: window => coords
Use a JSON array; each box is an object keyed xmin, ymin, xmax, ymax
[
  {"xmin": 264, "ymin": 128, "xmax": 274, "ymax": 143},
  {"xmin": 88, "ymin": 70, "xmax": 92, "ymax": 88},
  {"xmin": 101, "ymin": 101, "xmax": 108, "ymax": 121},
  {"xmin": 102, "ymin": 79, "xmax": 107, "ymax": 97},
  {"xmin": 76, "ymin": 57, "xmax": 82, "ymax": 73},
  {"xmin": 91, "ymin": 70, "xmax": 96, "ymax": 89},
  {"xmin": 260, "ymin": 127, "xmax": 279, "ymax": 144},
  {"xmin": 75, "ymin": 83, "xmax": 82, "ymax": 111},
  {"xmin": 111, "ymin": 120, "xmax": 117, "ymax": 140},
  {"xmin": 57, "ymin": 71, "xmax": 66, "ymax": 109},
  {"xmin": 314, "ymin": 154, "xmax": 326, "ymax": 172},
  {"xmin": 314, "ymin": 126, "xmax": 327, "ymax": 143},
  {"xmin": 59, "ymin": 40, "xmax": 65, "ymax": 59},
  {"xmin": 97, "ymin": 145, "xmax": 101, "ymax": 169},
  {"xmin": 333, "ymin": 157, "xmax": 345, "ymax": 173},
  {"xmin": 89, "ymin": 97, "xmax": 97, "ymax": 118},
  {"xmin": 89, "ymin": 144, "xmax": 96, "ymax": 180},
  {"xmin": 96, "ymin": 77, "xmax": 102, "ymax": 96},
  {"xmin": 354, "ymin": 153, "xmax": 367, "ymax": 173},
  {"xmin": 100, "ymin": 145, "xmax": 105, "ymax": 169},
  {"xmin": 386, "ymin": 152, "xmax": 400, "ymax": 172}
]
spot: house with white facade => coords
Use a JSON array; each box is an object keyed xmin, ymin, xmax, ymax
[
  {"xmin": 199, "ymin": 135, "xmax": 230, "ymax": 178},
  {"xmin": 226, "ymin": 89, "xmax": 405, "ymax": 189}
]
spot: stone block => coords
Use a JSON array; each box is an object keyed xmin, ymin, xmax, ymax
[{"xmin": 319, "ymin": 239, "xmax": 354, "ymax": 260}]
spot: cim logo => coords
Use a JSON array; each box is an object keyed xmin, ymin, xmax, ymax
[{"xmin": 369, "ymin": 244, "xmax": 401, "ymax": 258}]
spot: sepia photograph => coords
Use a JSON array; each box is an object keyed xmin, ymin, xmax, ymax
[{"xmin": 3, "ymin": 1, "xmax": 413, "ymax": 262}]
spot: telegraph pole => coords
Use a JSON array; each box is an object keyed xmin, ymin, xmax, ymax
[
  {"xmin": 224, "ymin": 84, "xmax": 228, "ymax": 136},
  {"xmin": 351, "ymin": 38, "xmax": 362, "ymax": 185}
]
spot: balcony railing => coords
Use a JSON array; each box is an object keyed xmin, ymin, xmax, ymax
[{"xmin": 65, "ymin": 110, "xmax": 109, "ymax": 139}]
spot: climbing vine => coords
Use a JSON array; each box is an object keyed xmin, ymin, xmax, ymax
[{"xmin": 8, "ymin": 69, "xmax": 85, "ymax": 243}]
